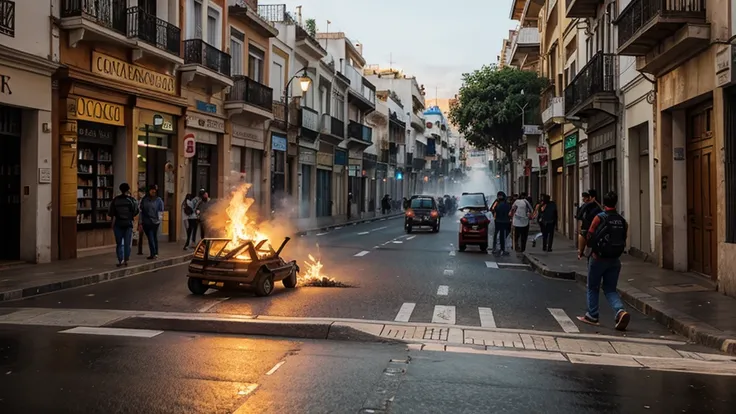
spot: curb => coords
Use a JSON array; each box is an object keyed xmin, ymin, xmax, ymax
[
  {"xmin": 0, "ymin": 254, "xmax": 193, "ymax": 303},
  {"xmin": 523, "ymin": 252, "xmax": 736, "ymax": 356},
  {"xmin": 294, "ymin": 213, "xmax": 403, "ymax": 236}
]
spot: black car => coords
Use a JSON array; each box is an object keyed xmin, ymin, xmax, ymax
[{"xmin": 404, "ymin": 195, "xmax": 441, "ymax": 233}]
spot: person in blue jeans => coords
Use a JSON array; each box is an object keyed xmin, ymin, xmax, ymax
[
  {"xmin": 139, "ymin": 184, "xmax": 164, "ymax": 259},
  {"xmin": 577, "ymin": 191, "xmax": 631, "ymax": 331},
  {"xmin": 108, "ymin": 183, "xmax": 138, "ymax": 266}
]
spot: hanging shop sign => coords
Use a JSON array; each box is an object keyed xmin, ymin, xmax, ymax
[
  {"xmin": 92, "ymin": 51, "xmax": 176, "ymax": 95},
  {"xmin": 73, "ymin": 97, "xmax": 124, "ymax": 126},
  {"xmin": 186, "ymin": 112, "xmax": 225, "ymax": 133},
  {"xmin": 271, "ymin": 134, "xmax": 287, "ymax": 152},
  {"xmin": 195, "ymin": 100, "xmax": 217, "ymax": 114},
  {"xmin": 183, "ymin": 133, "xmax": 196, "ymax": 158},
  {"xmin": 564, "ymin": 148, "xmax": 576, "ymax": 166},
  {"xmin": 299, "ymin": 148, "xmax": 316, "ymax": 165},
  {"xmin": 564, "ymin": 133, "xmax": 578, "ymax": 150}
]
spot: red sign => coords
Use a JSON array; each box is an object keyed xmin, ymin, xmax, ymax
[
  {"xmin": 536, "ymin": 146, "xmax": 548, "ymax": 154},
  {"xmin": 538, "ymin": 154, "xmax": 549, "ymax": 168},
  {"xmin": 183, "ymin": 133, "xmax": 196, "ymax": 158}
]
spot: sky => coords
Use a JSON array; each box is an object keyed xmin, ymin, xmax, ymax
[{"xmin": 276, "ymin": 0, "xmax": 517, "ymax": 99}]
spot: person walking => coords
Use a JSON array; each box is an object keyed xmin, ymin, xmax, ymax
[
  {"xmin": 196, "ymin": 191, "xmax": 211, "ymax": 238},
  {"xmin": 491, "ymin": 192, "xmax": 511, "ymax": 256},
  {"xmin": 139, "ymin": 184, "xmax": 164, "ymax": 259},
  {"xmin": 537, "ymin": 194, "xmax": 558, "ymax": 251},
  {"xmin": 381, "ymin": 194, "xmax": 391, "ymax": 215},
  {"xmin": 577, "ymin": 191, "xmax": 631, "ymax": 331},
  {"xmin": 510, "ymin": 191, "xmax": 533, "ymax": 254},
  {"xmin": 182, "ymin": 193, "xmax": 198, "ymax": 249},
  {"xmin": 108, "ymin": 183, "xmax": 138, "ymax": 266},
  {"xmin": 576, "ymin": 190, "xmax": 602, "ymax": 258}
]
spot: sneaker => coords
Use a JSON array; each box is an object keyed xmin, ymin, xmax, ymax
[
  {"xmin": 146, "ymin": 256, "xmax": 155, "ymax": 260},
  {"xmin": 576, "ymin": 314, "xmax": 600, "ymax": 326},
  {"xmin": 615, "ymin": 311, "xmax": 631, "ymax": 331},
  {"xmin": 116, "ymin": 262, "xmax": 123, "ymax": 267}
]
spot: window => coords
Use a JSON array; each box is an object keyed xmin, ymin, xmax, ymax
[
  {"xmin": 570, "ymin": 61, "xmax": 576, "ymax": 79},
  {"xmin": 230, "ymin": 28, "xmax": 244, "ymax": 75},
  {"xmin": 410, "ymin": 198, "xmax": 435, "ymax": 209},
  {"xmin": 231, "ymin": 146, "xmax": 243, "ymax": 174},
  {"xmin": 248, "ymin": 46, "xmax": 265, "ymax": 83},
  {"xmin": 207, "ymin": 7, "xmax": 219, "ymax": 46},
  {"xmin": 190, "ymin": 0, "xmax": 203, "ymax": 39},
  {"xmin": 270, "ymin": 62, "xmax": 283, "ymax": 98}
]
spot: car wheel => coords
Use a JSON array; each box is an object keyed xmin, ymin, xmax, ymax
[
  {"xmin": 479, "ymin": 244, "xmax": 488, "ymax": 252},
  {"xmin": 459, "ymin": 244, "xmax": 466, "ymax": 252},
  {"xmin": 282, "ymin": 266, "xmax": 298, "ymax": 288},
  {"xmin": 254, "ymin": 271, "xmax": 274, "ymax": 297},
  {"xmin": 187, "ymin": 278, "xmax": 208, "ymax": 295}
]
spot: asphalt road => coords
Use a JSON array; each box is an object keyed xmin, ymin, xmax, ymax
[
  {"xmin": 4, "ymin": 214, "xmax": 680, "ymax": 339},
  {"xmin": 0, "ymin": 325, "xmax": 733, "ymax": 413}
]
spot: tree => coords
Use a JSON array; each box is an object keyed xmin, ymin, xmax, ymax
[
  {"xmin": 304, "ymin": 19, "xmax": 317, "ymax": 37},
  {"xmin": 449, "ymin": 65, "xmax": 548, "ymax": 193}
]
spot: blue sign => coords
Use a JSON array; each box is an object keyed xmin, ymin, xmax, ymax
[
  {"xmin": 334, "ymin": 149, "xmax": 347, "ymax": 166},
  {"xmin": 396, "ymin": 172, "xmax": 403, "ymax": 180},
  {"xmin": 271, "ymin": 134, "xmax": 287, "ymax": 152},
  {"xmin": 196, "ymin": 100, "xmax": 217, "ymax": 114}
]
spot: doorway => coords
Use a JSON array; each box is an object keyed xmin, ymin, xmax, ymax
[
  {"xmin": 316, "ymin": 168, "xmax": 332, "ymax": 217},
  {"xmin": 628, "ymin": 123, "xmax": 651, "ymax": 254},
  {"xmin": 0, "ymin": 106, "xmax": 21, "ymax": 261},
  {"xmin": 686, "ymin": 104, "xmax": 717, "ymax": 279}
]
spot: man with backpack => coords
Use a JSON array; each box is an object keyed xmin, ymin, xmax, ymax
[
  {"xmin": 577, "ymin": 191, "xmax": 631, "ymax": 331},
  {"xmin": 108, "ymin": 183, "xmax": 138, "ymax": 267}
]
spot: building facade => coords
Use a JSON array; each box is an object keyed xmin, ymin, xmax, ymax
[{"xmin": 0, "ymin": 0, "xmax": 59, "ymax": 263}]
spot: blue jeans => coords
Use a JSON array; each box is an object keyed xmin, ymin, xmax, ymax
[
  {"xmin": 113, "ymin": 226, "xmax": 133, "ymax": 263},
  {"xmin": 586, "ymin": 257, "xmax": 625, "ymax": 320},
  {"xmin": 143, "ymin": 223, "xmax": 159, "ymax": 256}
]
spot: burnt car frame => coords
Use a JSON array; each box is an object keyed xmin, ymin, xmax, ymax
[{"xmin": 187, "ymin": 237, "xmax": 299, "ymax": 297}]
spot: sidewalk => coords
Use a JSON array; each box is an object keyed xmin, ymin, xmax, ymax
[
  {"xmin": 0, "ymin": 213, "xmax": 402, "ymax": 303},
  {"xmin": 523, "ymin": 234, "xmax": 736, "ymax": 355},
  {"xmin": 294, "ymin": 210, "xmax": 402, "ymax": 235}
]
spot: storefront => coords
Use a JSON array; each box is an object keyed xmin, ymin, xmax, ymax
[
  {"xmin": 316, "ymin": 142, "xmax": 334, "ymax": 218},
  {"xmin": 363, "ymin": 153, "xmax": 378, "ymax": 212},
  {"xmin": 334, "ymin": 149, "xmax": 348, "ymax": 218},
  {"xmin": 185, "ymin": 112, "xmax": 225, "ymax": 199},
  {"xmin": 564, "ymin": 132, "xmax": 578, "ymax": 239},
  {"xmin": 299, "ymin": 148, "xmax": 316, "ymax": 218},
  {"xmin": 347, "ymin": 148, "xmax": 364, "ymax": 216},
  {"xmin": 231, "ymin": 121, "xmax": 265, "ymax": 204},
  {"xmin": 1, "ymin": 50, "xmax": 57, "ymax": 263},
  {"xmin": 270, "ymin": 133, "xmax": 287, "ymax": 210},
  {"xmin": 536, "ymin": 145, "xmax": 548, "ymax": 198},
  {"xmin": 587, "ymin": 123, "xmax": 617, "ymax": 196},
  {"xmin": 549, "ymin": 135, "xmax": 563, "ymax": 234},
  {"xmin": 578, "ymin": 137, "xmax": 589, "ymax": 196}
]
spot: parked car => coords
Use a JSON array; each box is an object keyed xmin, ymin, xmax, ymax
[
  {"xmin": 404, "ymin": 195, "xmax": 441, "ymax": 233},
  {"xmin": 457, "ymin": 192, "xmax": 490, "ymax": 252}
]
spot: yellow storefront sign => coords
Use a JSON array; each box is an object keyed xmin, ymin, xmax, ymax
[
  {"xmin": 91, "ymin": 51, "xmax": 176, "ymax": 95},
  {"xmin": 550, "ymin": 142, "xmax": 563, "ymax": 160},
  {"xmin": 74, "ymin": 97, "xmax": 125, "ymax": 126}
]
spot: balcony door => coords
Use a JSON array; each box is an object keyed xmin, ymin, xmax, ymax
[{"xmin": 138, "ymin": 0, "xmax": 155, "ymax": 15}]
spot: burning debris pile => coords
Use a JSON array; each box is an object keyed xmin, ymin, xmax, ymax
[{"xmin": 299, "ymin": 251, "xmax": 351, "ymax": 287}]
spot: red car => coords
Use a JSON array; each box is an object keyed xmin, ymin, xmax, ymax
[{"xmin": 457, "ymin": 192, "xmax": 491, "ymax": 252}]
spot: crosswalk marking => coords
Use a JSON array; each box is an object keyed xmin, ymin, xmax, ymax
[
  {"xmin": 449, "ymin": 250, "xmax": 456, "ymax": 256},
  {"xmin": 394, "ymin": 303, "xmax": 416, "ymax": 322},
  {"xmin": 443, "ymin": 269, "xmax": 454, "ymax": 276},
  {"xmin": 406, "ymin": 235, "xmax": 416, "ymax": 240},
  {"xmin": 354, "ymin": 250, "xmax": 370, "ymax": 257},
  {"xmin": 59, "ymin": 327, "xmax": 163, "ymax": 338},
  {"xmin": 437, "ymin": 285, "xmax": 449, "ymax": 296},
  {"xmin": 431, "ymin": 305, "xmax": 456, "ymax": 325},
  {"xmin": 485, "ymin": 261, "xmax": 499, "ymax": 269},
  {"xmin": 357, "ymin": 231, "xmax": 370, "ymax": 235},
  {"xmin": 478, "ymin": 307, "xmax": 496, "ymax": 328},
  {"xmin": 548, "ymin": 308, "xmax": 580, "ymax": 333}
]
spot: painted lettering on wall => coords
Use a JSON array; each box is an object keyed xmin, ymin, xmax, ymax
[
  {"xmin": 75, "ymin": 97, "xmax": 124, "ymax": 126},
  {"xmin": 92, "ymin": 51, "xmax": 176, "ymax": 95},
  {"xmin": 0, "ymin": 74, "xmax": 10, "ymax": 95}
]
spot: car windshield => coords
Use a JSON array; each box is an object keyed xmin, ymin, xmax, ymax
[
  {"xmin": 410, "ymin": 198, "xmax": 434, "ymax": 209},
  {"xmin": 459, "ymin": 194, "xmax": 486, "ymax": 209}
]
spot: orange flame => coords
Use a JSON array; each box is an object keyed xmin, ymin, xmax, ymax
[
  {"xmin": 300, "ymin": 247, "xmax": 335, "ymax": 284},
  {"xmin": 224, "ymin": 183, "xmax": 271, "ymax": 259}
]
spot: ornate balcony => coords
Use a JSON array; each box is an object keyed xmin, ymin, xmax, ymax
[
  {"xmin": 225, "ymin": 76, "xmax": 273, "ymax": 119},
  {"xmin": 565, "ymin": 0, "xmax": 599, "ymax": 19},
  {"xmin": 343, "ymin": 64, "xmax": 376, "ymax": 112},
  {"xmin": 1, "ymin": 0, "xmax": 16, "ymax": 37},
  {"xmin": 126, "ymin": 7, "xmax": 180, "ymax": 56},
  {"xmin": 319, "ymin": 114, "xmax": 344, "ymax": 145},
  {"xmin": 616, "ymin": 0, "xmax": 708, "ymax": 76},
  {"xmin": 180, "ymin": 39, "xmax": 233, "ymax": 92},
  {"xmin": 347, "ymin": 120, "xmax": 373, "ymax": 150},
  {"xmin": 564, "ymin": 52, "xmax": 617, "ymax": 120}
]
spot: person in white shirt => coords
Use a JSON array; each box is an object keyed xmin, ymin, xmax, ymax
[{"xmin": 510, "ymin": 192, "xmax": 533, "ymax": 253}]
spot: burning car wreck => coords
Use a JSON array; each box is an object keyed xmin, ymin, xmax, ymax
[{"xmin": 187, "ymin": 237, "xmax": 299, "ymax": 297}]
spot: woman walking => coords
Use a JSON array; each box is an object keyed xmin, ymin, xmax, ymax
[{"xmin": 139, "ymin": 184, "xmax": 164, "ymax": 259}]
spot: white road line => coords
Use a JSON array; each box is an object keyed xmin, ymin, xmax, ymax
[
  {"xmin": 478, "ymin": 307, "xmax": 497, "ymax": 328},
  {"xmin": 379, "ymin": 218, "xmax": 387, "ymax": 221},
  {"xmin": 394, "ymin": 303, "xmax": 416, "ymax": 322},
  {"xmin": 392, "ymin": 241, "xmax": 403, "ymax": 244},
  {"xmin": 436, "ymin": 285, "xmax": 449, "ymax": 296},
  {"xmin": 265, "ymin": 361, "xmax": 286, "ymax": 376},
  {"xmin": 485, "ymin": 261, "xmax": 499, "ymax": 269},
  {"xmin": 197, "ymin": 297, "xmax": 230, "ymax": 313},
  {"xmin": 431, "ymin": 305, "xmax": 456, "ymax": 325},
  {"xmin": 449, "ymin": 250, "xmax": 456, "ymax": 256},
  {"xmin": 334, "ymin": 226, "xmax": 343, "ymax": 230},
  {"xmin": 357, "ymin": 231, "xmax": 370, "ymax": 235},
  {"xmin": 354, "ymin": 250, "xmax": 370, "ymax": 257},
  {"xmin": 406, "ymin": 235, "xmax": 416, "ymax": 240},
  {"xmin": 316, "ymin": 232, "xmax": 329, "ymax": 236},
  {"xmin": 373, "ymin": 226, "xmax": 388, "ymax": 231},
  {"xmin": 548, "ymin": 308, "xmax": 580, "ymax": 333},
  {"xmin": 443, "ymin": 269, "xmax": 454, "ymax": 276},
  {"xmin": 59, "ymin": 327, "xmax": 163, "ymax": 338},
  {"xmin": 237, "ymin": 383, "xmax": 259, "ymax": 396}
]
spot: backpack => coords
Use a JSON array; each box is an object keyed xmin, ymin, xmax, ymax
[
  {"xmin": 589, "ymin": 211, "xmax": 627, "ymax": 258},
  {"xmin": 183, "ymin": 201, "xmax": 194, "ymax": 216}
]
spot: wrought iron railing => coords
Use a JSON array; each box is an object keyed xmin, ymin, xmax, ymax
[
  {"xmin": 61, "ymin": 0, "xmax": 126, "ymax": 35},
  {"xmin": 0, "ymin": 0, "xmax": 15, "ymax": 37},
  {"xmin": 330, "ymin": 117, "xmax": 345, "ymax": 138},
  {"xmin": 617, "ymin": 0, "xmax": 706, "ymax": 48},
  {"xmin": 348, "ymin": 121, "xmax": 373, "ymax": 143},
  {"xmin": 127, "ymin": 6, "xmax": 180, "ymax": 55},
  {"xmin": 183, "ymin": 39, "xmax": 231, "ymax": 76},
  {"xmin": 257, "ymin": 3, "xmax": 291, "ymax": 22},
  {"xmin": 564, "ymin": 52, "xmax": 615, "ymax": 113},
  {"xmin": 273, "ymin": 101, "xmax": 286, "ymax": 122},
  {"xmin": 227, "ymin": 76, "xmax": 273, "ymax": 111}
]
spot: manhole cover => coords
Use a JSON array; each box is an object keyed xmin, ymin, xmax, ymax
[{"xmin": 654, "ymin": 284, "xmax": 710, "ymax": 293}]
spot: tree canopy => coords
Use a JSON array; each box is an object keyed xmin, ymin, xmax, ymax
[{"xmin": 449, "ymin": 65, "xmax": 548, "ymax": 156}]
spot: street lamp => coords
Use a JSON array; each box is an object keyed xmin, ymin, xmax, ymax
[{"xmin": 278, "ymin": 68, "xmax": 312, "ymax": 212}]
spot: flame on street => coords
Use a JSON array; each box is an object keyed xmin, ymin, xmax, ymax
[{"xmin": 299, "ymin": 246, "xmax": 349, "ymax": 287}]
